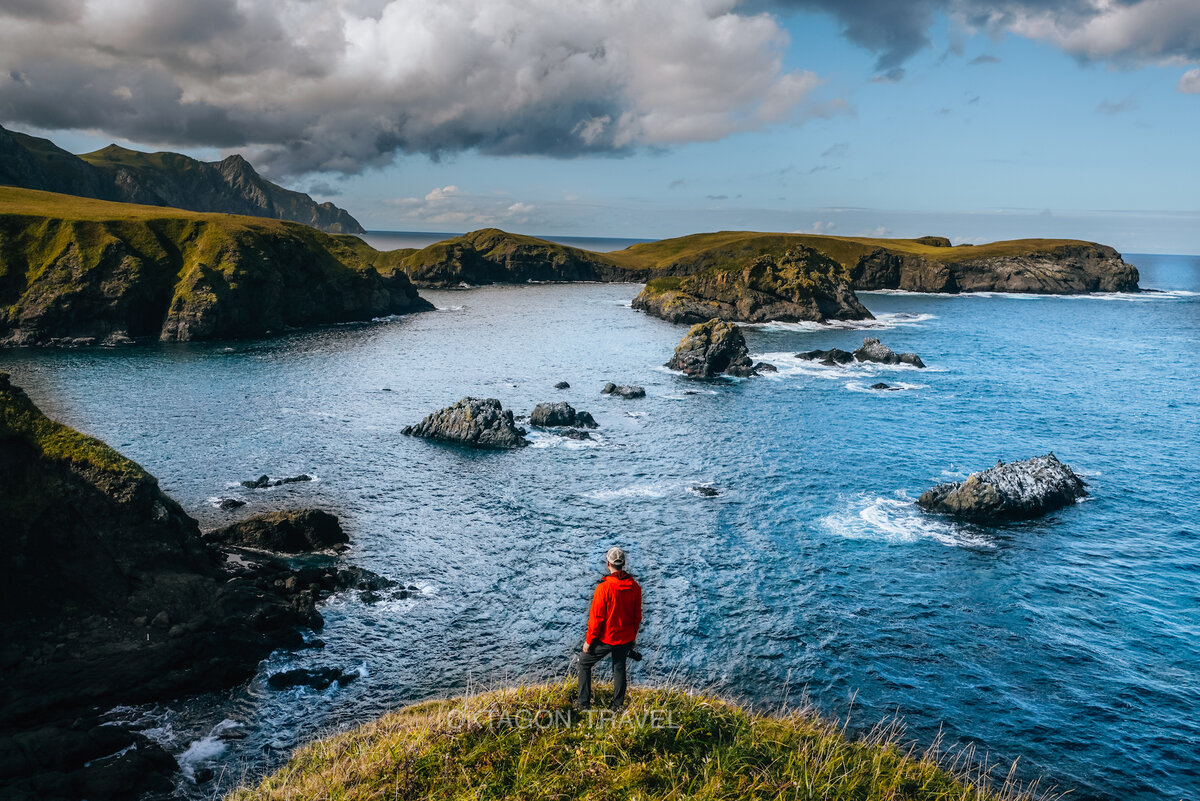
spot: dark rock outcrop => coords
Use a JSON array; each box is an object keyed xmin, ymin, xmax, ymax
[
  {"xmin": 529, "ymin": 402, "xmax": 598, "ymax": 428},
  {"xmin": 554, "ymin": 381, "xmax": 570, "ymax": 389},
  {"xmin": 0, "ymin": 373, "xmax": 384, "ymax": 799},
  {"xmin": 204, "ymin": 510, "xmax": 348, "ymax": 553},
  {"xmin": 601, "ymin": 383, "xmax": 646, "ymax": 399},
  {"xmin": 666, "ymin": 319, "xmax": 758, "ymax": 378},
  {"xmin": 267, "ymin": 666, "xmax": 360, "ymax": 691},
  {"xmin": 853, "ymin": 338, "xmax": 925, "ymax": 368},
  {"xmin": 0, "ymin": 187, "xmax": 433, "ymax": 346},
  {"xmin": 870, "ymin": 382, "xmax": 902, "ymax": 391},
  {"xmin": 916, "ymin": 453, "xmax": 1088, "ymax": 522},
  {"xmin": 0, "ymin": 124, "xmax": 364, "ymax": 233},
  {"xmin": 797, "ymin": 340, "xmax": 924, "ymax": 368},
  {"xmin": 402, "ymin": 397, "xmax": 529, "ymax": 449},
  {"xmin": 632, "ymin": 246, "xmax": 872, "ymax": 324},
  {"xmin": 796, "ymin": 348, "xmax": 854, "ymax": 366},
  {"xmin": 241, "ymin": 474, "xmax": 313, "ymax": 489}
]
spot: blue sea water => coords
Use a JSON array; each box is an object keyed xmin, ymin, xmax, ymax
[{"xmin": 1, "ymin": 254, "xmax": 1197, "ymax": 800}]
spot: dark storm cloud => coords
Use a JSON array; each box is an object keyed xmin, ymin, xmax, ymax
[
  {"xmin": 759, "ymin": 0, "xmax": 1200, "ymax": 69},
  {"xmin": 0, "ymin": 0, "xmax": 829, "ymax": 177}
]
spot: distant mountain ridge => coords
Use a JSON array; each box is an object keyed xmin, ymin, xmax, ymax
[{"xmin": 0, "ymin": 124, "xmax": 364, "ymax": 233}]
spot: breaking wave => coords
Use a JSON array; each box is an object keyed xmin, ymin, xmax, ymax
[{"xmin": 820, "ymin": 493, "xmax": 995, "ymax": 549}]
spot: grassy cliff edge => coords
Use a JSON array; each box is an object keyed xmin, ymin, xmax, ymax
[{"xmin": 231, "ymin": 683, "xmax": 1043, "ymax": 801}]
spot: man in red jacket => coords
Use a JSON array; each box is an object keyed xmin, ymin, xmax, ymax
[{"xmin": 577, "ymin": 546, "xmax": 642, "ymax": 711}]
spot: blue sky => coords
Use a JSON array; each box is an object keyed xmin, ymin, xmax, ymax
[{"xmin": 6, "ymin": 1, "xmax": 1199, "ymax": 253}]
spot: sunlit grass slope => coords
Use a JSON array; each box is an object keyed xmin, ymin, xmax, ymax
[{"xmin": 231, "ymin": 683, "xmax": 1047, "ymax": 801}]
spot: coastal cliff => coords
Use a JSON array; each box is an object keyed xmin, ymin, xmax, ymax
[
  {"xmin": 631, "ymin": 245, "xmax": 871, "ymax": 324},
  {"xmin": 0, "ymin": 187, "xmax": 432, "ymax": 346},
  {"xmin": 0, "ymin": 124, "xmax": 365, "ymax": 234},
  {"xmin": 0, "ymin": 373, "xmax": 386, "ymax": 799}
]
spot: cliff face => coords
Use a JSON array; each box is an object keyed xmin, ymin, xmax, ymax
[
  {"xmin": 0, "ymin": 188, "xmax": 432, "ymax": 346},
  {"xmin": 399, "ymin": 229, "xmax": 637, "ymax": 287},
  {"xmin": 0, "ymin": 373, "xmax": 320, "ymax": 729},
  {"xmin": 850, "ymin": 242, "xmax": 1139, "ymax": 293},
  {"xmin": 631, "ymin": 246, "xmax": 872, "ymax": 324},
  {"xmin": 0, "ymin": 124, "xmax": 364, "ymax": 233}
]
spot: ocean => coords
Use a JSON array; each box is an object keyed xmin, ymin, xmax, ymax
[{"xmin": 1, "ymin": 253, "xmax": 1196, "ymax": 800}]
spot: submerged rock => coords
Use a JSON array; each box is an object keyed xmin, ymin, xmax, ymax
[
  {"xmin": 870, "ymin": 382, "xmax": 902, "ymax": 391},
  {"xmin": 204, "ymin": 509, "xmax": 348, "ymax": 553},
  {"xmin": 853, "ymin": 338, "xmax": 925, "ymax": 368},
  {"xmin": 796, "ymin": 348, "xmax": 854, "ymax": 366},
  {"xmin": 916, "ymin": 453, "xmax": 1088, "ymax": 522},
  {"xmin": 267, "ymin": 666, "xmax": 359, "ymax": 691},
  {"xmin": 602, "ymin": 382, "xmax": 645, "ymax": 399},
  {"xmin": 666, "ymin": 319, "xmax": 758, "ymax": 378},
  {"xmin": 402, "ymin": 397, "xmax": 529, "ymax": 449},
  {"xmin": 218, "ymin": 498, "xmax": 247, "ymax": 510},
  {"xmin": 529, "ymin": 401, "xmax": 598, "ymax": 428},
  {"xmin": 554, "ymin": 381, "xmax": 570, "ymax": 389},
  {"xmin": 562, "ymin": 429, "xmax": 593, "ymax": 441},
  {"xmin": 241, "ymin": 474, "xmax": 271, "ymax": 489},
  {"xmin": 692, "ymin": 485, "xmax": 720, "ymax": 497}
]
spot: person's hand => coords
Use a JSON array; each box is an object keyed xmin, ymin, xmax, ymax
[{"xmin": 582, "ymin": 642, "xmax": 591, "ymax": 653}]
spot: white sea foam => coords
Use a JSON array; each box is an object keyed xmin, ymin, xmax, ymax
[
  {"xmin": 820, "ymin": 493, "xmax": 994, "ymax": 549},
  {"xmin": 525, "ymin": 430, "xmax": 602, "ymax": 449},
  {"xmin": 861, "ymin": 288, "xmax": 1196, "ymax": 302},
  {"xmin": 583, "ymin": 482, "xmax": 673, "ymax": 501},
  {"xmin": 176, "ymin": 719, "xmax": 244, "ymax": 780},
  {"xmin": 746, "ymin": 311, "xmax": 936, "ymax": 333},
  {"xmin": 436, "ymin": 305, "xmax": 466, "ymax": 312}
]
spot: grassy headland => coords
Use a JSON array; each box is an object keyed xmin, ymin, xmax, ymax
[
  {"xmin": 230, "ymin": 683, "xmax": 1043, "ymax": 801},
  {"xmin": 0, "ymin": 187, "xmax": 430, "ymax": 345}
]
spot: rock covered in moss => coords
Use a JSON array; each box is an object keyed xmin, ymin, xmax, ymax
[
  {"xmin": 916, "ymin": 453, "xmax": 1087, "ymax": 521},
  {"xmin": 204, "ymin": 509, "xmax": 348, "ymax": 553},
  {"xmin": 667, "ymin": 319, "xmax": 757, "ymax": 378},
  {"xmin": 402, "ymin": 397, "xmax": 529, "ymax": 449}
]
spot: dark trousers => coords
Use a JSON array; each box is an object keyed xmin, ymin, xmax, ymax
[{"xmin": 577, "ymin": 642, "xmax": 632, "ymax": 709}]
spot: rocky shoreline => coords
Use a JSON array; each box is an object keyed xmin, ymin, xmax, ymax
[{"xmin": 0, "ymin": 372, "xmax": 402, "ymax": 800}]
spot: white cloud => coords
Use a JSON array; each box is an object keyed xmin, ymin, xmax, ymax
[
  {"xmin": 387, "ymin": 186, "xmax": 540, "ymax": 227},
  {"xmin": 1179, "ymin": 66, "xmax": 1200, "ymax": 93},
  {"xmin": 0, "ymin": 0, "xmax": 836, "ymax": 176}
]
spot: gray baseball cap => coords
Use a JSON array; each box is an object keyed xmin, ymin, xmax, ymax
[{"xmin": 606, "ymin": 546, "xmax": 627, "ymax": 568}]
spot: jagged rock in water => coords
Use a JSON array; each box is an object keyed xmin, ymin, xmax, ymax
[
  {"xmin": 796, "ymin": 348, "xmax": 855, "ymax": 366},
  {"xmin": 562, "ymin": 429, "xmax": 593, "ymax": 441},
  {"xmin": 692, "ymin": 485, "xmax": 720, "ymax": 497},
  {"xmin": 529, "ymin": 401, "xmax": 598, "ymax": 428},
  {"xmin": 601, "ymin": 383, "xmax": 645, "ymax": 399},
  {"xmin": 916, "ymin": 453, "xmax": 1088, "ymax": 521},
  {"xmin": 753, "ymin": 362, "xmax": 777, "ymax": 373},
  {"xmin": 218, "ymin": 498, "xmax": 246, "ymax": 510},
  {"xmin": 667, "ymin": 319, "xmax": 758, "ymax": 378},
  {"xmin": 204, "ymin": 509, "xmax": 348, "ymax": 553},
  {"xmin": 402, "ymin": 397, "xmax": 529, "ymax": 449},
  {"xmin": 554, "ymin": 381, "xmax": 570, "ymax": 389},
  {"xmin": 870, "ymin": 382, "xmax": 902, "ymax": 391},
  {"xmin": 853, "ymin": 338, "xmax": 925, "ymax": 368}
]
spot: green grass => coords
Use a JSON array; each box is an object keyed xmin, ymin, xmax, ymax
[
  {"xmin": 229, "ymin": 683, "xmax": 1051, "ymax": 801},
  {"xmin": 0, "ymin": 373, "xmax": 147, "ymax": 478}
]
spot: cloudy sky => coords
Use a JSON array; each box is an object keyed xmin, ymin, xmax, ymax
[{"xmin": 2, "ymin": 0, "xmax": 1198, "ymax": 252}]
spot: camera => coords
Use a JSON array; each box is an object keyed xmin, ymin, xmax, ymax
[{"xmin": 628, "ymin": 649, "xmax": 643, "ymax": 662}]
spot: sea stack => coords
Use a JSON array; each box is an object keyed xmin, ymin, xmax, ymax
[
  {"xmin": 667, "ymin": 319, "xmax": 758, "ymax": 378},
  {"xmin": 402, "ymin": 397, "xmax": 529, "ymax": 449},
  {"xmin": 916, "ymin": 453, "xmax": 1088, "ymax": 521}
]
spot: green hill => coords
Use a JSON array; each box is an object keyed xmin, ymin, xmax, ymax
[
  {"xmin": 230, "ymin": 683, "xmax": 1038, "ymax": 801},
  {"xmin": 0, "ymin": 124, "xmax": 364, "ymax": 233},
  {"xmin": 0, "ymin": 187, "xmax": 430, "ymax": 345}
]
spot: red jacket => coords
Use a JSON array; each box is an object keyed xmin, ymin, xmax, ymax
[{"xmin": 586, "ymin": 571, "xmax": 642, "ymax": 646}]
